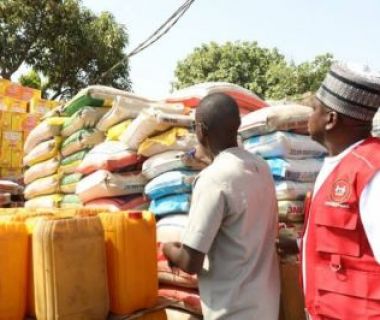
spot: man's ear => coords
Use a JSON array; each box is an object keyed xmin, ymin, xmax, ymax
[{"xmin": 325, "ymin": 111, "xmax": 339, "ymax": 131}]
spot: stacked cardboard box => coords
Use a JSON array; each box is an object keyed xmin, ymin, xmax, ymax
[{"xmin": 0, "ymin": 79, "xmax": 58, "ymax": 184}]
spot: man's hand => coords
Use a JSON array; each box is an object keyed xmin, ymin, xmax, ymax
[
  {"xmin": 276, "ymin": 229, "xmax": 300, "ymax": 256},
  {"xmin": 163, "ymin": 242, "xmax": 205, "ymax": 275}
]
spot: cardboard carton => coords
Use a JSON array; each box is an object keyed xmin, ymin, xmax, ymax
[
  {"xmin": 29, "ymin": 97, "xmax": 59, "ymax": 115},
  {"xmin": 0, "ymin": 111, "xmax": 12, "ymax": 131},
  {"xmin": 0, "ymin": 79, "xmax": 41, "ymax": 101},
  {"xmin": 11, "ymin": 112, "xmax": 28, "ymax": 131},
  {"xmin": 0, "ymin": 95, "xmax": 9, "ymax": 111},
  {"xmin": 7, "ymin": 97, "xmax": 28, "ymax": 113}
]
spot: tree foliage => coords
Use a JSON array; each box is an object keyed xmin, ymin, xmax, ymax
[
  {"xmin": 0, "ymin": 0, "xmax": 130, "ymax": 99},
  {"xmin": 19, "ymin": 69, "xmax": 42, "ymax": 90},
  {"xmin": 173, "ymin": 41, "xmax": 333, "ymax": 100}
]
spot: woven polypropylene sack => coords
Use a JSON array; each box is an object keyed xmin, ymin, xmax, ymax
[
  {"xmin": 77, "ymin": 141, "xmax": 144, "ymax": 175},
  {"xmin": 119, "ymin": 108, "xmax": 171, "ymax": 150},
  {"xmin": 244, "ymin": 132, "xmax": 326, "ymax": 159},
  {"xmin": 106, "ymin": 120, "xmax": 132, "ymax": 141},
  {"xmin": 138, "ymin": 128, "xmax": 197, "ymax": 157},
  {"xmin": 61, "ymin": 129, "xmax": 104, "ymax": 157},
  {"xmin": 158, "ymin": 286, "xmax": 202, "ymax": 316},
  {"xmin": 149, "ymin": 193, "xmax": 190, "ymax": 217},
  {"xmin": 24, "ymin": 137, "xmax": 62, "ymax": 167},
  {"xmin": 60, "ymin": 195, "xmax": 82, "ymax": 208},
  {"xmin": 24, "ymin": 195, "xmax": 63, "ymax": 208},
  {"xmin": 142, "ymin": 151, "xmax": 207, "ymax": 180},
  {"xmin": 145, "ymin": 171, "xmax": 196, "ymax": 200},
  {"xmin": 266, "ymin": 158, "xmax": 323, "ymax": 182},
  {"xmin": 278, "ymin": 200, "xmax": 305, "ymax": 222},
  {"xmin": 24, "ymin": 157, "xmax": 60, "ymax": 185},
  {"xmin": 166, "ymin": 309, "xmax": 200, "ymax": 320},
  {"xmin": 24, "ymin": 175, "xmax": 60, "ymax": 200},
  {"xmin": 61, "ymin": 107, "xmax": 108, "ymax": 137},
  {"xmin": 60, "ymin": 173, "xmax": 82, "ymax": 194},
  {"xmin": 62, "ymin": 85, "xmax": 146, "ymax": 116},
  {"xmin": 96, "ymin": 95, "xmax": 152, "ymax": 132},
  {"xmin": 275, "ymin": 181, "xmax": 314, "ymax": 201},
  {"xmin": 24, "ymin": 117, "xmax": 66, "ymax": 155},
  {"xmin": 239, "ymin": 104, "xmax": 312, "ymax": 139},
  {"xmin": 166, "ymin": 82, "xmax": 268, "ymax": 114},
  {"xmin": 85, "ymin": 195, "xmax": 149, "ymax": 212},
  {"xmin": 76, "ymin": 170, "xmax": 147, "ymax": 203}
]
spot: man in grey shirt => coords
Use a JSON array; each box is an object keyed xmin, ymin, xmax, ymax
[{"xmin": 163, "ymin": 93, "xmax": 280, "ymax": 319}]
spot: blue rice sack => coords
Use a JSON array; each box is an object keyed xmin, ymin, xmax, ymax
[
  {"xmin": 244, "ymin": 131, "xmax": 326, "ymax": 159},
  {"xmin": 266, "ymin": 158, "xmax": 323, "ymax": 182},
  {"xmin": 145, "ymin": 171, "xmax": 197, "ymax": 200},
  {"xmin": 149, "ymin": 193, "xmax": 191, "ymax": 217}
]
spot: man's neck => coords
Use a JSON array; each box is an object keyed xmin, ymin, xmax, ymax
[
  {"xmin": 326, "ymin": 136, "xmax": 369, "ymax": 156},
  {"xmin": 210, "ymin": 141, "xmax": 238, "ymax": 159}
]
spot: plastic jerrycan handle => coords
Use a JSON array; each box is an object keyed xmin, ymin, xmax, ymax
[{"xmin": 128, "ymin": 211, "xmax": 143, "ymax": 219}]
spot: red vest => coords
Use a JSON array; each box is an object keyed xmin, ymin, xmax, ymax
[{"xmin": 302, "ymin": 138, "xmax": 380, "ymax": 320}]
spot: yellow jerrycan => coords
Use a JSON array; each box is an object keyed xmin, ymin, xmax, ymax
[
  {"xmin": 33, "ymin": 216, "xmax": 109, "ymax": 320},
  {"xmin": 100, "ymin": 211, "xmax": 158, "ymax": 315},
  {"xmin": 25, "ymin": 215, "xmax": 54, "ymax": 318},
  {"xmin": 0, "ymin": 221, "xmax": 28, "ymax": 320}
]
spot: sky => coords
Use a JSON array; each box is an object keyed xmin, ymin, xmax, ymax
[{"xmin": 83, "ymin": 0, "xmax": 380, "ymax": 99}]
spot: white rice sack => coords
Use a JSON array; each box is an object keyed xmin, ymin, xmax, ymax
[
  {"xmin": 138, "ymin": 128, "xmax": 197, "ymax": 157},
  {"xmin": 61, "ymin": 107, "xmax": 108, "ymax": 137},
  {"xmin": 142, "ymin": 150, "xmax": 207, "ymax": 180},
  {"xmin": 61, "ymin": 129, "xmax": 105, "ymax": 157},
  {"xmin": 23, "ymin": 137, "xmax": 62, "ymax": 167},
  {"xmin": 166, "ymin": 309, "xmax": 200, "ymax": 320},
  {"xmin": 77, "ymin": 141, "xmax": 143, "ymax": 175},
  {"xmin": 154, "ymin": 112, "xmax": 194, "ymax": 128},
  {"xmin": 24, "ymin": 157, "xmax": 60, "ymax": 185},
  {"xmin": 239, "ymin": 104, "xmax": 312, "ymax": 139},
  {"xmin": 244, "ymin": 132, "xmax": 326, "ymax": 159},
  {"xmin": 24, "ymin": 117, "xmax": 65, "ymax": 155},
  {"xmin": 96, "ymin": 95, "xmax": 152, "ymax": 132},
  {"xmin": 119, "ymin": 108, "xmax": 171, "ymax": 150},
  {"xmin": 76, "ymin": 170, "xmax": 147, "ymax": 203},
  {"xmin": 157, "ymin": 214, "xmax": 189, "ymax": 243},
  {"xmin": 62, "ymin": 85, "xmax": 153, "ymax": 116},
  {"xmin": 266, "ymin": 158, "xmax": 323, "ymax": 182},
  {"xmin": 278, "ymin": 200, "xmax": 305, "ymax": 222},
  {"xmin": 275, "ymin": 180, "xmax": 314, "ymax": 201},
  {"xmin": 166, "ymin": 82, "xmax": 267, "ymax": 112},
  {"xmin": 24, "ymin": 194, "xmax": 62, "ymax": 208},
  {"xmin": 24, "ymin": 174, "xmax": 60, "ymax": 200},
  {"xmin": 151, "ymin": 102, "xmax": 186, "ymax": 114}
]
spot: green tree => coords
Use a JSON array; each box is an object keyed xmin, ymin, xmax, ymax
[
  {"xmin": 0, "ymin": 0, "xmax": 130, "ymax": 99},
  {"xmin": 173, "ymin": 42, "xmax": 333, "ymax": 100},
  {"xmin": 19, "ymin": 69, "xmax": 42, "ymax": 90}
]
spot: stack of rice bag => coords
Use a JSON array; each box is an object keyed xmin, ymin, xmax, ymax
[
  {"xmin": 75, "ymin": 95, "xmax": 155, "ymax": 211},
  {"xmin": 240, "ymin": 104, "xmax": 327, "ymax": 234},
  {"xmin": 137, "ymin": 109, "xmax": 203, "ymax": 217},
  {"xmin": 132, "ymin": 112, "xmax": 205, "ymax": 319},
  {"xmin": 59, "ymin": 108, "xmax": 108, "ymax": 208},
  {"xmin": 23, "ymin": 117, "xmax": 65, "ymax": 208},
  {"xmin": 156, "ymin": 215, "xmax": 203, "ymax": 318},
  {"xmin": 59, "ymin": 86, "xmax": 152, "ymax": 209}
]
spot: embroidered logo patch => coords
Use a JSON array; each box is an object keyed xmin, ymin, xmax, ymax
[{"xmin": 330, "ymin": 179, "xmax": 351, "ymax": 203}]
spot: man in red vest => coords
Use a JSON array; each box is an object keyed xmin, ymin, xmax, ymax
[
  {"xmin": 305, "ymin": 62, "xmax": 380, "ymax": 319},
  {"xmin": 280, "ymin": 62, "xmax": 380, "ymax": 319}
]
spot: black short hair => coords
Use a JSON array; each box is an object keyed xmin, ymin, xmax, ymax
[{"xmin": 197, "ymin": 93, "xmax": 241, "ymax": 133}]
